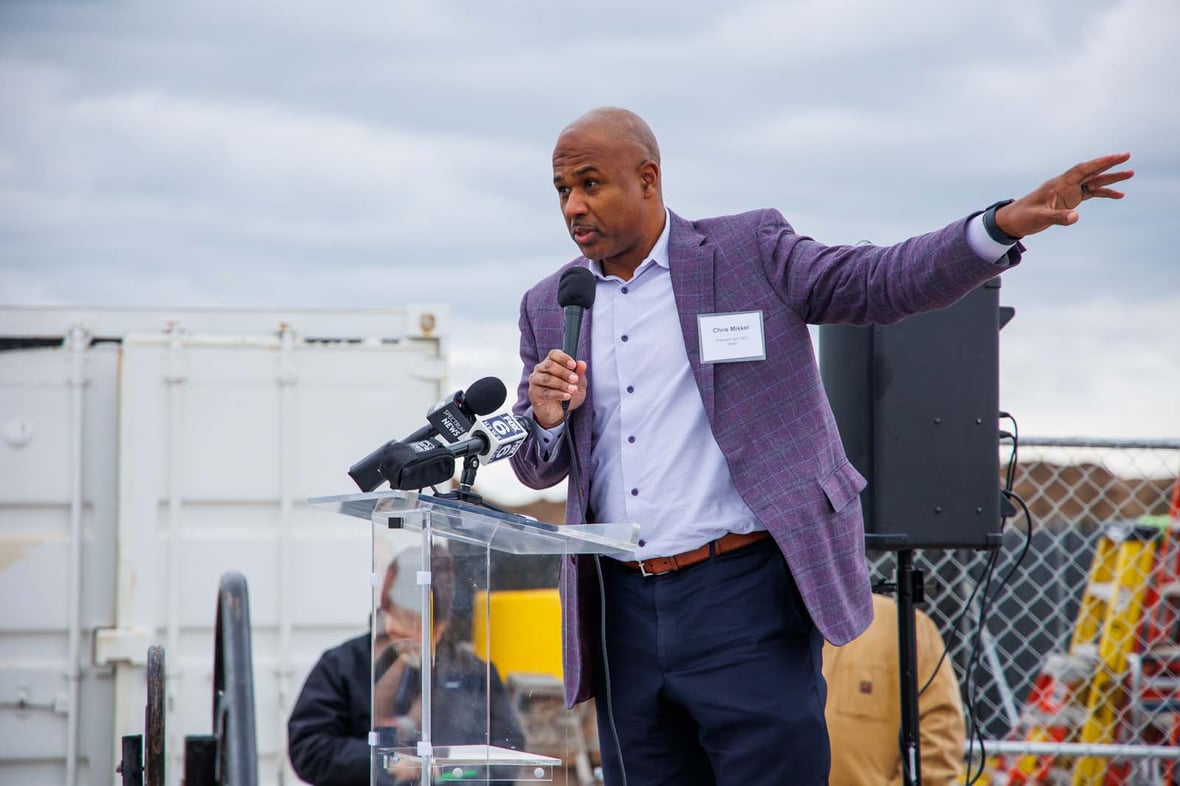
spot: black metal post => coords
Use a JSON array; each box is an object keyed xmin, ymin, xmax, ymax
[
  {"xmin": 117, "ymin": 735, "xmax": 144, "ymax": 786},
  {"xmin": 183, "ymin": 735, "xmax": 217, "ymax": 786},
  {"xmin": 896, "ymin": 549, "xmax": 923, "ymax": 786}
]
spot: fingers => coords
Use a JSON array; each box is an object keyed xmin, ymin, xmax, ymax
[
  {"xmin": 529, "ymin": 370, "xmax": 577, "ymax": 403},
  {"xmin": 1069, "ymin": 153, "xmax": 1133, "ymax": 200},
  {"xmin": 1081, "ymin": 185, "xmax": 1127, "ymax": 201},
  {"xmin": 1069, "ymin": 152, "xmax": 1132, "ymax": 182},
  {"xmin": 1089, "ymin": 169, "xmax": 1135, "ymax": 188},
  {"xmin": 527, "ymin": 350, "xmax": 587, "ymax": 428},
  {"xmin": 1047, "ymin": 209, "xmax": 1080, "ymax": 227},
  {"xmin": 529, "ymin": 349, "xmax": 583, "ymax": 402},
  {"xmin": 993, "ymin": 152, "xmax": 1131, "ymax": 239},
  {"xmin": 1079, "ymin": 169, "xmax": 1133, "ymax": 200}
]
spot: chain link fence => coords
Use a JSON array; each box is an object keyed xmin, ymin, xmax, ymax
[
  {"xmin": 485, "ymin": 437, "xmax": 1180, "ymax": 784},
  {"xmin": 864, "ymin": 438, "xmax": 1180, "ymax": 785}
]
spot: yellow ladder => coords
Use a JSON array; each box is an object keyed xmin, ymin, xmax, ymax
[
  {"xmin": 1070, "ymin": 522, "xmax": 1160, "ymax": 786},
  {"xmin": 1004, "ymin": 522, "xmax": 1160, "ymax": 785}
]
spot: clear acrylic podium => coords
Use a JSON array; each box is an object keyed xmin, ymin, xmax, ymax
[{"xmin": 310, "ymin": 489, "xmax": 639, "ymax": 784}]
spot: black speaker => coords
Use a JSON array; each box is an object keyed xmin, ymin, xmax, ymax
[{"xmin": 819, "ymin": 279, "xmax": 1010, "ymax": 550}]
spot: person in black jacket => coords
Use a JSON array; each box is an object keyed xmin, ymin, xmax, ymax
[{"xmin": 287, "ymin": 546, "xmax": 525, "ymax": 785}]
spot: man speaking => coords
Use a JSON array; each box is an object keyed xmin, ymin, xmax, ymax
[{"xmin": 509, "ymin": 106, "xmax": 1131, "ymax": 786}]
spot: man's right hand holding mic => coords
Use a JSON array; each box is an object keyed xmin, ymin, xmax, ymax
[
  {"xmin": 528, "ymin": 265, "xmax": 596, "ymax": 429},
  {"xmin": 528, "ymin": 348, "xmax": 588, "ymax": 429}
]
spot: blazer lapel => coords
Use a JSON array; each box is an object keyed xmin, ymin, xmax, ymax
[{"xmin": 667, "ymin": 211, "xmax": 717, "ymax": 422}]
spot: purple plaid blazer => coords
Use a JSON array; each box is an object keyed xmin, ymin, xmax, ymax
[{"xmin": 510, "ymin": 208, "xmax": 1017, "ymax": 706}]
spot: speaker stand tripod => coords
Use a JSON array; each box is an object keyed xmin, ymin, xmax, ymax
[{"xmin": 871, "ymin": 541, "xmax": 924, "ymax": 786}]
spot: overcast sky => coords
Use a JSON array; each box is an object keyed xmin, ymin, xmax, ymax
[{"xmin": 2, "ymin": 1, "xmax": 1177, "ymax": 503}]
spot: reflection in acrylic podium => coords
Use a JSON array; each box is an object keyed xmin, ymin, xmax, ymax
[{"xmin": 310, "ymin": 490, "xmax": 638, "ymax": 784}]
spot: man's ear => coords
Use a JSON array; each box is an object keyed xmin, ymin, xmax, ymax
[{"xmin": 638, "ymin": 160, "xmax": 660, "ymax": 196}]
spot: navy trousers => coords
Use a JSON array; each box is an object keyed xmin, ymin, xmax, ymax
[{"xmin": 591, "ymin": 537, "xmax": 829, "ymax": 786}]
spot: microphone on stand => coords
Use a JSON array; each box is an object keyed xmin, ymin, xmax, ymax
[
  {"xmin": 409, "ymin": 376, "xmax": 507, "ymax": 443},
  {"xmin": 347, "ymin": 376, "xmax": 508, "ymax": 491},
  {"xmin": 376, "ymin": 439, "xmax": 456, "ymax": 491},
  {"xmin": 446, "ymin": 413, "xmax": 534, "ymax": 464},
  {"xmin": 374, "ymin": 415, "xmax": 534, "ymax": 492}
]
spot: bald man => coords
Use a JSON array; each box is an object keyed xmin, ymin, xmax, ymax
[{"xmin": 510, "ymin": 106, "xmax": 1131, "ymax": 786}]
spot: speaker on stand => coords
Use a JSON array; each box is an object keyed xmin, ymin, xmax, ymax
[{"xmin": 819, "ymin": 277, "xmax": 1014, "ymax": 786}]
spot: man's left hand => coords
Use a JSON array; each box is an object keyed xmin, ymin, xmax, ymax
[{"xmin": 995, "ymin": 152, "xmax": 1133, "ymax": 239}]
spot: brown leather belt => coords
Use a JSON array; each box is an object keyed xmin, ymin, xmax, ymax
[{"xmin": 622, "ymin": 530, "xmax": 772, "ymax": 577}]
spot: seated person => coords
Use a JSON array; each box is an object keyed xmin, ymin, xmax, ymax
[
  {"xmin": 823, "ymin": 593, "xmax": 966, "ymax": 786},
  {"xmin": 288, "ymin": 544, "xmax": 525, "ymax": 785}
]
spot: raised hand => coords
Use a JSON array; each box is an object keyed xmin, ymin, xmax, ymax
[{"xmin": 995, "ymin": 152, "xmax": 1133, "ymax": 238}]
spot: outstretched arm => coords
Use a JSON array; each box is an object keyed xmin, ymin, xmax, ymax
[{"xmin": 994, "ymin": 152, "xmax": 1133, "ymax": 238}]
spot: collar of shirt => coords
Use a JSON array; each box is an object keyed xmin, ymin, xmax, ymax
[{"xmin": 588, "ymin": 209, "xmax": 671, "ymax": 282}]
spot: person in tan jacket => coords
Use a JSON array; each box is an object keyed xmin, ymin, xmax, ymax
[{"xmin": 823, "ymin": 594, "xmax": 966, "ymax": 786}]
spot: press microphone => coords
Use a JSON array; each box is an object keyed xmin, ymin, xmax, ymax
[
  {"xmin": 405, "ymin": 377, "xmax": 508, "ymax": 444},
  {"xmin": 446, "ymin": 413, "xmax": 534, "ymax": 464},
  {"xmin": 349, "ymin": 377, "xmax": 509, "ymax": 491},
  {"xmin": 371, "ymin": 415, "xmax": 533, "ymax": 492},
  {"xmin": 377, "ymin": 439, "xmax": 455, "ymax": 491}
]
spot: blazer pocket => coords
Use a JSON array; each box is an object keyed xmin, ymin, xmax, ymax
[{"xmin": 819, "ymin": 461, "xmax": 868, "ymax": 513}]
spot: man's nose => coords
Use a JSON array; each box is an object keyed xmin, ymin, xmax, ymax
[{"xmin": 563, "ymin": 191, "xmax": 587, "ymax": 221}]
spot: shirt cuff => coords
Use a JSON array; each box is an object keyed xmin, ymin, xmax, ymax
[
  {"xmin": 534, "ymin": 420, "xmax": 566, "ymax": 463},
  {"xmin": 966, "ymin": 213, "xmax": 1016, "ymax": 264}
]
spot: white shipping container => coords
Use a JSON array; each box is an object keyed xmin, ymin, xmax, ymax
[{"xmin": 0, "ymin": 306, "xmax": 451, "ymax": 786}]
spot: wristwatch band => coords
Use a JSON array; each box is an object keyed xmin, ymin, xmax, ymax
[{"xmin": 982, "ymin": 199, "xmax": 1021, "ymax": 245}]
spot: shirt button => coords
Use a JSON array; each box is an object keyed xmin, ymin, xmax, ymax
[
  {"xmin": 626, "ymin": 385, "xmax": 634, "ymax": 394},
  {"xmin": 627, "ymin": 435, "xmax": 636, "ymax": 443},
  {"xmin": 630, "ymin": 488, "xmax": 638, "ymax": 496},
  {"xmin": 621, "ymin": 287, "xmax": 629, "ymax": 294},
  {"xmin": 637, "ymin": 539, "xmax": 646, "ymax": 547},
  {"xmin": 621, "ymin": 334, "xmax": 628, "ymax": 342}
]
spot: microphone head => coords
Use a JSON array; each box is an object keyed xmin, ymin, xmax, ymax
[
  {"xmin": 558, "ymin": 266, "xmax": 596, "ymax": 309},
  {"xmin": 471, "ymin": 413, "xmax": 531, "ymax": 462},
  {"xmin": 464, "ymin": 376, "xmax": 507, "ymax": 415},
  {"xmin": 348, "ymin": 441, "xmax": 392, "ymax": 492}
]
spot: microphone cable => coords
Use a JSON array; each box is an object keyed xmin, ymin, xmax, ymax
[
  {"xmin": 560, "ymin": 405, "xmax": 629, "ymax": 786},
  {"xmin": 962, "ymin": 414, "xmax": 1034, "ymax": 785},
  {"xmin": 556, "ymin": 264, "xmax": 626, "ymax": 784}
]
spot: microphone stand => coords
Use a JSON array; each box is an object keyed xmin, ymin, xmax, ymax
[
  {"xmin": 869, "ymin": 537, "xmax": 923, "ymax": 786},
  {"xmin": 431, "ymin": 455, "xmax": 510, "ymax": 515}
]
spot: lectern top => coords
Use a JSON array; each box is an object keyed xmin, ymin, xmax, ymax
[{"xmin": 309, "ymin": 489, "xmax": 639, "ymax": 557}]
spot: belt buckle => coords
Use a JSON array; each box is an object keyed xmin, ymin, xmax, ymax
[{"xmin": 637, "ymin": 559, "xmax": 669, "ymax": 578}]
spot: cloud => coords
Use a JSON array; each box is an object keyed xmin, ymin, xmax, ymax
[
  {"xmin": 999, "ymin": 295, "xmax": 1180, "ymax": 442},
  {"xmin": 1, "ymin": 0, "xmax": 1177, "ymax": 507}
]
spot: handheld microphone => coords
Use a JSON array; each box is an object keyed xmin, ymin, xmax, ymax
[
  {"xmin": 557, "ymin": 267, "xmax": 596, "ymax": 413},
  {"xmin": 558, "ymin": 266, "xmax": 596, "ymax": 361}
]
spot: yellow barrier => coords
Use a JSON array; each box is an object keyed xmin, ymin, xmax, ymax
[{"xmin": 471, "ymin": 588, "xmax": 563, "ymax": 681}]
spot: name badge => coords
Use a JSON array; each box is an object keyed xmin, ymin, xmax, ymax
[{"xmin": 698, "ymin": 311, "xmax": 766, "ymax": 364}]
